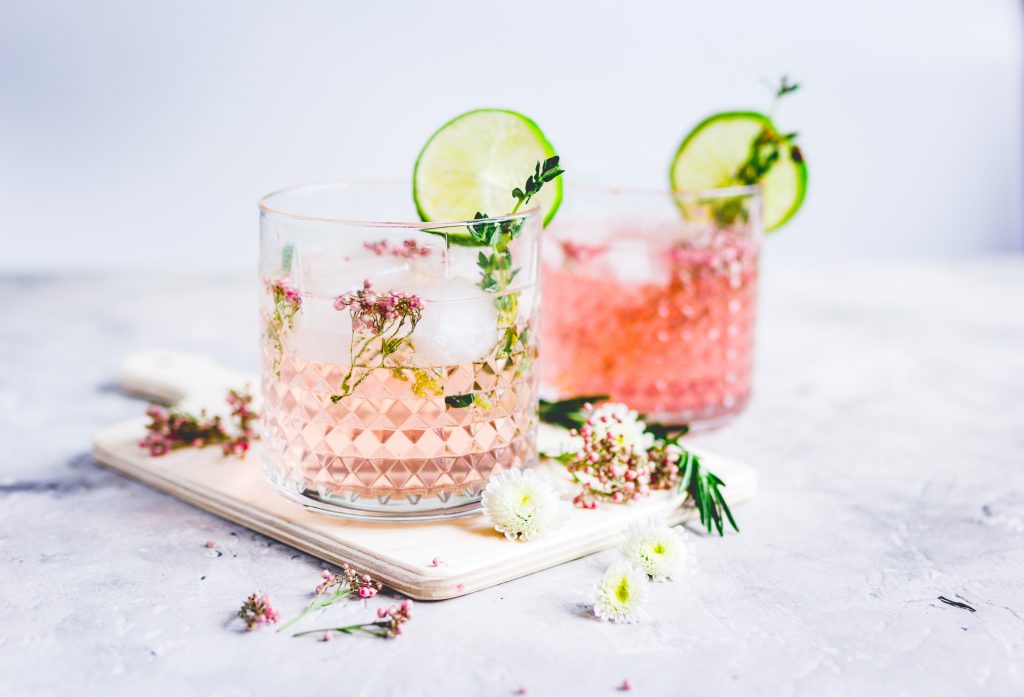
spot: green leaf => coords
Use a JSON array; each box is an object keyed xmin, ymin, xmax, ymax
[
  {"xmin": 538, "ymin": 395, "xmax": 609, "ymax": 430},
  {"xmin": 445, "ymin": 393, "xmax": 474, "ymax": 409}
]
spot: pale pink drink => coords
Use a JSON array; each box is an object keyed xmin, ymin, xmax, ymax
[
  {"xmin": 541, "ymin": 187, "xmax": 761, "ymax": 427},
  {"xmin": 259, "ymin": 182, "xmax": 540, "ymax": 520}
]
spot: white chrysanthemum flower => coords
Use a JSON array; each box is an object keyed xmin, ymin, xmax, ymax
[
  {"xmin": 593, "ymin": 560, "xmax": 649, "ymax": 623},
  {"xmin": 620, "ymin": 522, "xmax": 695, "ymax": 581},
  {"xmin": 585, "ymin": 402, "xmax": 654, "ymax": 453},
  {"xmin": 481, "ymin": 469, "xmax": 569, "ymax": 541}
]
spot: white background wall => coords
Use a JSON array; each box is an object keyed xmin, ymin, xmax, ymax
[{"xmin": 2, "ymin": 0, "xmax": 1021, "ymax": 272}]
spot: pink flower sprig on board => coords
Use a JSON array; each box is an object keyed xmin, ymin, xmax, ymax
[
  {"xmin": 238, "ymin": 592, "xmax": 281, "ymax": 631},
  {"xmin": 292, "ymin": 599, "xmax": 413, "ymax": 641},
  {"xmin": 539, "ymin": 397, "xmax": 740, "ymax": 535},
  {"xmin": 222, "ymin": 388, "xmax": 257, "ymax": 457},
  {"xmin": 138, "ymin": 388, "xmax": 257, "ymax": 458},
  {"xmin": 277, "ymin": 565, "xmax": 384, "ymax": 634},
  {"xmin": 552, "ymin": 403, "xmax": 655, "ymax": 508}
]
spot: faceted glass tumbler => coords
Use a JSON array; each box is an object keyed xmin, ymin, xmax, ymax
[
  {"xmin": 540, "ymin": 186, "xmax": 762, "ymax": 428},
  {"xmin": 258, "ymin": 181, "xmax": 541, "ymax": 520}
]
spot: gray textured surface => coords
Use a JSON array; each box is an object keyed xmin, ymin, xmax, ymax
[{"xmin": 2, "ymin": 260, "xmax": 1023, "ymax": 696}]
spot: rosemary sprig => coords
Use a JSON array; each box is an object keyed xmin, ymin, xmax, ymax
[
  {"xmin": 538, "ymin": 395, "xmax": 607, "ymax": 431},
  {"xmin": 672, "ymin": 441, "xmax": 738, "ymax": 536},
  {"xmin": 538, "ymin": 396, "xmax": 737, "ymax": 536}
]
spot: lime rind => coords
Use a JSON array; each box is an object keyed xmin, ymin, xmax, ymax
[
  {"xmin": 413, "ymin": 108, "xmax": 562, "ymax": 246},
  {"xmin": 670, "ymin": 110, "xmax": 807, "ymax": 232}
]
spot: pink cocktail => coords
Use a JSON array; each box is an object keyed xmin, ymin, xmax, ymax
[
  {"xmin": 540, "ymin": 187, "xmax": 761, "ymax": 427},
  {"xmin": 258, "ymin": 182, "xmax": 541, "ymax": 520}
]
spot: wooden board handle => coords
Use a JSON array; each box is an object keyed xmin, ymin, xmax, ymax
[{"xmin": 119, "ymin": 351, "xmax": 257, "ymax": 405}]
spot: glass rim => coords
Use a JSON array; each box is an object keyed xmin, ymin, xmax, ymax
[
  {"xmin": 259, "ymin": 179, "xmax": 541, "ymax": 229},
  {"xmin": 563, "ymin": 183, "xmax": 761, "ymax": 201}
]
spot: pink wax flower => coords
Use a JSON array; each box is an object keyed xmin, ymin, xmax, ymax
[
  {"xmin": 334, "ymin": 279, "xmax": 424, "ymax": 334},
  {"xmin": 558, "ymin": 403, "xmax": 654, "ymax": 507},
  {"xmin": 377, "ymin": 599, "xmax": 413, "ymax": 638},
  {"xmin": 238, "ymin": 592, "xmax": 280, "ymax": 631}
]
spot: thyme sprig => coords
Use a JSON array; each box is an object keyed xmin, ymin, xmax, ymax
[
  {"xmin": 711, "ymin": 76, "xmax": 803, "ymax": 226},
  {"xmin": 538, "ymin": 397, "xmax": 737, "ymax": 536},
  {"xmin": 470, "ymin": 156, "xmax": 564, "ymax": 327},
  {"xmin": 434, "ymin": 160, "xmax": 565, "ymax": 411}
]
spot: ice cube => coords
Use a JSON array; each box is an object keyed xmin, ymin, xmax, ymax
[
  {"xmin": 406, "ymin": 278, "xmax": 500, "ymax": 367},
  {"xmin": 443, "ymin": 246, "xmax": 483, "ymax": 284},
  {"xmin": 298, "ymin": 244, "xmax": 415, "ymax": 297},
  {"xmin": 290, "ymin": 295, "xmax": 354, "ymax": 365},
  {"xmin": 608, "ymin": 237, "xmax": 669, "ymax": 286}
]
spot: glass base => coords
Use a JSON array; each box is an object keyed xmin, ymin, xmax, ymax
[
  {"xmin": 642, "ymin": 391, "xmax": 751, "ymax": 432},
  {"xmin": 261, "ymin": 454, "xmax": 485, "ymax": 522}
]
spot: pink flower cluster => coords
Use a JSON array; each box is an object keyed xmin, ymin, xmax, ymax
[
  {"xmin": 376, "ymin": 599, "xmax": 413, "ymax": 638},
  {"xmin": 138, "ymin": 389, "xmax": 257, "ymax": 458},
  {"xmin": 266, "ymin": 277, "xmax": 302, "ymax": 308},
  {"xmin": 648, "ymin": 441, "xmax": 684, "ymax": 490},
  {"xmin": 561, "ymin": 240, "xmax": 609, "ymax": 265},
  {"xmin": 364, "ymin": 239, "xmax": 432, "ymax": 258},
  {"xmin": 563, "ymin": 405, "xmax": 654, "ymax": 508},
  {"xmin": 138, "ymin": 404, "xmax": 224, "ymax": 457},
  {"xmin": 334, "ymin": 279, "xmax": 423, "ymax": 334},
  {"xmin": 222, "ymin": 389, "xmax": 257, "ymax": 456},
  {"xmin": 238, "ymin": 592, "xmax": 281, "ymax": 631},
  {"xmin": 314, "ymin": 564, "xmax": 382, "ymax": 599}
]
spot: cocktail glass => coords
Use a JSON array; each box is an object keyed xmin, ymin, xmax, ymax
[
  {"xmin": 259, "ymin": 182, "xmax": 541, "ymax": 520},
  {"xmin": 540, "ymin": 186, "xmax": 761, "ymax": 428}
]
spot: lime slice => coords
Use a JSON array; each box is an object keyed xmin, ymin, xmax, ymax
[
  {"xmin": 670, "ymin": 111, "xmax": 807, "ymax": 231},
  {"xmin": 413, "ymin": 109, "xmax": 562, "ymax": 243}
]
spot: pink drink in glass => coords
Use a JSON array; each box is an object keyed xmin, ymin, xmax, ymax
[
  {"xmin": 260, "ymin": 322, "xmax": 537, "ymax": 511},
  {"xmin": 540, "ymin": 187, "xmax": 761, "ymax": 427}
]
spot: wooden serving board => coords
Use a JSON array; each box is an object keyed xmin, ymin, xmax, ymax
[{"xmin": 93, "ymin": 351, "xmax": 757, "ymax": 600}]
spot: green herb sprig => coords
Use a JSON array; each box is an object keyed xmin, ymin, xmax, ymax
[
  {"xmin": 667, "ymin": 437, "xmax": 737, "ymax": 536},
  {"xmin": 470, "ymin": 156, "xmax": 564, "ymax": 325},
  {"xmin": 710, "ymin": 76, "xmax": 803, "ymax": 227},
  {"xmin": 735, "ymin": 76, "xmax": 802, "ymax": 185},
  {"xmin": 432, "ymin": 158, "xmax": 564, "ymax": 411}
]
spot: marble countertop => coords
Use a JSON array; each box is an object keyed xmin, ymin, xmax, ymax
[{"xmin": 2, "ymin": 259, "xmax": 1022, "ymax": 696}]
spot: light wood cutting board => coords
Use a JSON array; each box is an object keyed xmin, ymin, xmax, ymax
[{"xmin": 92, "ymin": 351, "xmax": 757, "ymax": 600}]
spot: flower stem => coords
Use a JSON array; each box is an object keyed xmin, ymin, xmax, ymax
[
  {"xmin": 292, "ymin": 622, "xmax": 385, "ymax": 638},
  {"xmin": 276, "ymin": 587, "xmax": 354, "ymax": 633}
]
